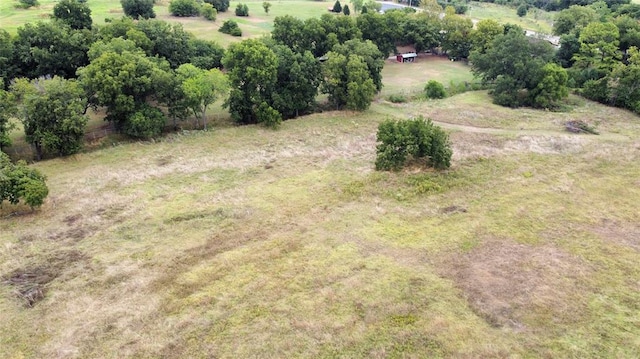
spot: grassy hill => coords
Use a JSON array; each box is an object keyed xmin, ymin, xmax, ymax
[{"xmin": 2, "ymin": 78, "xmax": 640, "ymax": 357}]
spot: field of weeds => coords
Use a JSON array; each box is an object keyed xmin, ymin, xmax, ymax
[{"xmin": 2, "ymin": 85, "xmax": 640, "ymax": 357}]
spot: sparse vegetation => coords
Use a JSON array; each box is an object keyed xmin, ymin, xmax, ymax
[{"xmin": 2, "ymin": 2, "xmax": 640, "ymax": 358}]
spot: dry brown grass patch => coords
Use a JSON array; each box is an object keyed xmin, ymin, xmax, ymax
[
  {"xmin": 591, "ymin": 219, "xmax": 640, "ymax": 252},
  {"xmin": 439, "ymin": 238, "xmax": 593, "ymax": 331},
  {"xmin": 2, "ymin": 250, "xmax": 88, "ymax": 307}
]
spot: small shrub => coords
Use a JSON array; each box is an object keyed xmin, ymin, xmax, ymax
[
  {"xmin": 256, "ymin": 102, "xmax": 282, "ymax": 129},
  {"xmin": 219, "ymin": 19, "xmax": 242, "ymax": 36},
  {"xmin": 169, "ymin": 0, "xmax": 200, "ymax": 16},
  {"xmin": 16, "ymin": 0, "xmax": 39, "ymax": 8},
  {"xmin": 235, "ymin": 3, "xmax": 249, "ymax": 16},
  {"xmin": 0, "ymin": 152, "xmax": 48, "ymax": 209},
  {"xmin": 388, "ymin": 94, "xmax": 407, "ymax": 103},
  {"xmin": 517, "ymin": 4, "xmax": 528, "ymax": 17},
  {"xmin": 201, "ymin": 3, "xmax": 217, "ymax": 20},
  {"xmin": 375, "ymin": 116, "xmax": 452, "ymax": 171},
  {"xmin": 424, "ymin": 80, "xmax": 447, "ymax": 99},
  {"xmin": 343, "ymin": 4, "xmax": 350, "ymax": 15},
  {"xmin": 332, "ymin": 0, "xmax": 342, "ymax": 13},
  {"xmin": 204, "ymin": 0, "xmax": 229, "ymax": 12},
  {"xmin": 123, "ymin": 105, "xmax": 166, "ymax": 139}
]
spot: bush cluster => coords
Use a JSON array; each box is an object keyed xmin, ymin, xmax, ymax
[
  {"xmin": 201, "ymin": 3, "xmax": 217, "ymax": 20},
  {"xmin": 0, "ymin": 152, "xmax": 48, "ymax": 209},
  {"xmin": 169, "ymin": 0, "xmax": 201, "ymax": 17},
  {"xmin": 424, "ymin": 80, "xmax": 447, "ymax": 99},
  {"xmin": 235, "ymin": 3, "xmax": 249, "ymax": 16},
  {"xmin": 219, "ymin": 20, "xmax": 242, "ymax": 36},
  {"xmin": 375, "ymin": 116, "xmax": 452, "ymax": 171}
]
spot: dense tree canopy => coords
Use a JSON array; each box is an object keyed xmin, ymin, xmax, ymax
[
  {"xmin": 121, "ymin": 0, "xmax": 156, "ymax": 19},
  {"xmin": 470, "ymin": 27, "xmax": 566, "ymax": 108},
  {"xmin": 52, "ymin": 0, "xmax": 93, "ymax": 30},
  {"xmin": 12, "ymin": 21, "xmax": 93, "ymax": 80},
  {"xmin": 11, "ymin": 77, "xmax": 88, "ymax": 159},
  {"xmin": 0, "ymin": 90, "xmax": 15, "ymax": 150},
  {"xmin": 78, "ymin": 44, "xmax": 168, "ymax": 137},
  {"xmin": 223, "ymin": 39, "xmax": 278, "ymax": 125}
]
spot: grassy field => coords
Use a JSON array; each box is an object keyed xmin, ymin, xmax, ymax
[
  {"xmin": 0, "ymin": 0, "xmax": 331, "ymax": 45},
  {"xmin": 2, "ymin": 71, "xmax": 640, "ymax": 357},
  {"xmin": 466, "ymin": 1, "xmax": 556, "ymax": 34}
]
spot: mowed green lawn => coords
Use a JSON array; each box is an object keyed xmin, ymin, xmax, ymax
[{"xmin": 466, "ymin": 1, "xmax": 556, "ymax": 34}]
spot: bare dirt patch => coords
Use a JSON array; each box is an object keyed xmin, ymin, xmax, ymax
[
  {"xmin": 2, "ymin": 250, "xmax": 89, "ymax": 307},
  {"xmin": 439, "ymin": 239, "xmax": 592, "ymax": 330},
  {"xmin": 592, "ymin": 219, "xmax": 640, "ymax": 251}
]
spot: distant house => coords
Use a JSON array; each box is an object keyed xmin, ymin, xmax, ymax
[{"xmin": 397, "ymin": 52, "xmax": 417, "ymax": 63}]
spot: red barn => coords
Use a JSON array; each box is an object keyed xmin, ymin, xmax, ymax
[{"xmin": 397, "ymin": 52, "xmax": 418, "ymax": 63}]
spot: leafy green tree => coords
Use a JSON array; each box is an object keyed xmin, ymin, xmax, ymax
[
  {"xmin": 365, "ymin": 0, "xmax": 381, "ymax": 12},
  {"xmin": 223, "ymin": 39, "xmax": 278, "ymax": 125},
  {"xmin": 52, "ymin": 0, "xmax": 92, "ymax": 30},
  {"xmin": 553, "ymin": 5, "xmax": 598, "ymax": 36},
  {"xmin": 574, "ymin": 21, "xmax": 621, "ymax": 72},
  {"xmin": 263, "ymin": 1, "xmax": 271, "ymax": 14},
  {"xmin": 12, "ymin": 21, "xmax": 92, "ymax": 80},
  {"xmin": 322, "ymin": 50, "xmax": 377, "ymax": 110},
  {"xmin": 0, "ymin": 152, "xmax": 48, "ymax": 209},
  {"xmin": 608, "ymin": 46, "xmax": 640, "ymax": 113},
  {"xmin": 188, "ymin": 38, "xmax": 224, "ymax": 69},
  {"xmin": 269, "ymin": 44, "xmax": 322, "ymax": 119},
  {"xmin": 343, "ymin": 5, "xmax": 351, "ymax": 15},
  {"xmin": 121, "ymin": 0, "xmax": 156, "ymax": 19},
  {"xmin": 169, "ymin": 0, "xmax": 201, "ymax": 17},
  {"xmin": 204, "ymin": 0, "xmax": 229, "ymax": 12},
  {"xmin": 177, "ymin": 64, "xmax": 229, "ymax": 129},
  {"xmin": 345, "ymin": 55, "xmax": 375, "ymax": 110},
  {"xmin": 351, "ymin": 0, "xmax": 364, "ymax": 13},
  {"xmin": 615, "ymin": 15, "xmax": 640, "ymax": 52},
  {"xmin": 136, "ymin": 20, "xmax": 194, "ymax": 69},
  {"xmin": 332, "ymin": 39, "xmax": 384, "ymax": 91},
  {"xmin": 322, "ymin": 52, "xmax": 349, "ymax": 109},
  {"xmin": 154, "ymin": 70, "xmax": 190, "ymax": 129},
  {"xmin": 357, "ymin": 12, "xmax": 397, "ymax": 56},
  {"xmin": 400, "ymin": 12, "xmax": 440, "ymax": 53},
  {"xmin": 78, "ymin": 47, "xmax": 168, "ymax": 137},
  {"xmin": 0, "ymin": 90, "xmax": 16, "ymax": 150},
  {"xmin": 201, "ymin": 3, "xmax": 217, "ymax": 20},
  {"xmin": 332, "ymin": 0, "xmax": 342, "ymax": 13},
  {"xmin": 11, "ymin": 77, "xmax": 88, "ymax": 159},
  {"xmin": 470, "ymin": 27, "xmax": 556, "ymax": 107},
  {"xmin": 272, "ymin": 15, "xmax": 306, "ymax": 53},
  {"xmin": 0, "ymin": 30, "xmax": 15, "ymax": 89},
  {"xmin": 470, "ymin": 19, "xmax": 503, "ymax": 54},
  {"xmin": 440, "ymin": 11, "xmax": 474, "ymax": 59},
  {"xmin": 531, "ymin": 63, "xmax": 569, "ymax": 109},
  {"xmin": 424, "ymin": 80, "xmax": 447, "ymax": 99},
  {"xmin": 556, "ymin": 33, "xmax": 581, "ymax": 68}
]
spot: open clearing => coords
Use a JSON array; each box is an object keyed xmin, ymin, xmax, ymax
[{"xmin": 2, "ymin": 83, "xmax": 640, "ymax": 357}]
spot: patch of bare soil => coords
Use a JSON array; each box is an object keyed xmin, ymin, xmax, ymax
[
  {"xmin": 2, "ymin": 250, "xmax": 89, "ymax": 307},
  {"xmin": 592, "ymin": 219, "xmax": 640, "ymax": 251},
  {"xmin": 439, "ymin": 239, "xmax": 592, "ymax": 330}
]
